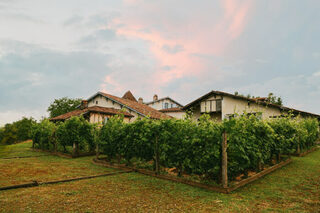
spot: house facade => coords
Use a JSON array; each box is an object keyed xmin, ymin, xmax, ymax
[
  {"xmin": 145, "ymin": 94, "xmax": 185, "ymax": 119},
  {"xmin": 183, "ymin": 90, "xmax": 320, "ymax": 121},
  {"xmin": 50, "ymin": 91, "xmax": 171, "ymax": 123}
]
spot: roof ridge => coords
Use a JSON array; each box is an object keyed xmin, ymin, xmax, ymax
[{"xmin": 98, "ymin": 92, "xmax": 171, "ymax": 119}]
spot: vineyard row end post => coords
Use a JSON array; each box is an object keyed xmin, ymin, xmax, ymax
[{"xmin": 221, "ymin": 131, "xmax": 228, "ymax": 188}]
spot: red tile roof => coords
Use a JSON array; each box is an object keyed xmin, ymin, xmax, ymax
[
  {"xmin": 122, "ymin": 90, "xmax": 138, "ymax": 102},
  {"xmin": 159, "ymin": 107, "xmax": 184, "ymax": 113},
  {"xmin": 98, "ymin": 92, "xmax": 172, "ymax": 119},
  {"xmin": 50, "ymin": 106, "xmax": 133, "ymax": 121},
  {"xmin": 145, "ymin": 97, "xmax": 183, "ymax": 107}
]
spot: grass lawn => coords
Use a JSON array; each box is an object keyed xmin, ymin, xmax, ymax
[
  {"xmin": 0, "ymin": 142, "xmax": 115, "ymax": 187},
  {"xmin": 0, "ymin": 142, "xmax": 319, "ymax": 212}
]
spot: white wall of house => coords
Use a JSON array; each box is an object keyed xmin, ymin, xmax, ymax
[
  {"xmin": 89, "ymin": 113, "xmax": 131, "ymax": 124},
  {"xmin": 162, "ymin": 111, "xmax": 186, "ymax": 119},
  {"xmin": 147, "ymin": 98, "xmax": 179, "ymax": 110},
  {"xmin": 221, "ymin": 96, "xmax": 283, "ymax": 120},
  {"xmin": 88, "ymin": 95, "xmax": 141, "ymax": 122},
  {"xmin": 190, "ymin": 94, "xmax": 286, "ymax": 121}
]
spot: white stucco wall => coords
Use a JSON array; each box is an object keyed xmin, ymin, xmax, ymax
[
  {"xmin": 163, "ymin": 111, "xmax": 186, "ymax": 119},
  {"xmin": 221, "ymin": 96, "xmax": 283, "ymax": 119},
  {"xmin": 88, "ymin": 95, "xmax": 141, "ymax": 122},
  {"xmin": 89, "ymin": 113, "xmax": 131, "ymax": 124},
  {"xmin": 190, "ymin": 94, "xmax": 285, "ymax": 121},
  {"xmin": 147, "ymin": 98, "xmax": 179, "ymax": 110}
]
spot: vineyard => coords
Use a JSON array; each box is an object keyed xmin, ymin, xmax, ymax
[{"xmin": 31, "ymin": 113, "xmax": 319, "ymax": 188}]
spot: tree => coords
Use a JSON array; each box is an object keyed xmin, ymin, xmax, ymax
[
  {"xmin": 15, "ymin": 117, "xmax": 36, "ymax": 141},
  {"xmin": 1, "ymin": 123, "xmax": 18, "ymax": 145},
  {"xmin": 47, "ymin": 97, "xmax": 82, "ymax": 118},
  {"xmin": 0, "ymin": 127, "xmax": 4, "ymax": 143},
  {"xmin": 267, "ymin": 93, "xmax": 283, "ymax": 106}
]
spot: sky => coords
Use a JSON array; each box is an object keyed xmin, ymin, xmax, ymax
[{"xmin": 0, "ymin": 0, "xmax": 320, "ymax": 125}]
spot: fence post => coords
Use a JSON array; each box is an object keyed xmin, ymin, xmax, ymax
[
  {"xmin": 221, "ymin": 132, "xmax": 228, "ymax": 188},
  {"xmin": 72, "ymin": 142, "xmax": 79, "ymax": 157},
  {"xmin": 95, "ymin": 143, "xmax": 99, "ymax": 160}
]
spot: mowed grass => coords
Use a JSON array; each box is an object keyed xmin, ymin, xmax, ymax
[
  {"xmin": 0, "ymin": 142, "xmax": 115, "ymax": 187},
  {"xmin": 0, "ymin": 142, "xmax": 319, "ymax": 212},
  {"xmin": 0, "ymin": 140, "xmax": 48, "ymax": 158}
]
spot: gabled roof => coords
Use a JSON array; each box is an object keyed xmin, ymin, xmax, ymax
[
  {"xmin": 87, "ymin": 92, "xmax": 171, "ymax": 119},
  {"xmin": 145, "ymin": 97, "xmax": 183, "ymax": 107},
  {"xmin": 50, "ymin": 106, "xmax": 133, "ymax": 121},
  {"xmin": 183, "ymin": 90, "xmax": 320, "ymax": 118},
  {"xmin": 159, "ymin": 107, "xmax": 184, "ymax": 113},
  {"xmin": 122, "ymin": 90, "xmax": 138, "ymax": 102}
]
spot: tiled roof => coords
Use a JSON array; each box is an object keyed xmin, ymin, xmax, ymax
[
  {"xmin": 159, "ymin": 107, "xmax": 184, "ymax": 113},
  {"xmin": 145, "ymin": 97, "xmax": 183, "ymax": 107},
  {"xmin": 50, "ymin": 106, "xmax": 133, "ymax": 121},
  {"xmin": 122, "ymin": 90, "xmax": 138, "ymax": 102},
  {"xmin": 98, "ymin": 92, "xmax": 172, "ymax": 119}
]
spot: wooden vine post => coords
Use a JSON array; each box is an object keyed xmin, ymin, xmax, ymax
[
  {"xmin": 221, "ymin": 131, "xmax": 228, "ymax": 188},
  {"xmin": 296, "ymin": 135, "xmax": 300, "ymax": 155},
  {"xmin": 296, "ymin": 144, "xmax": 301, "ymax": 155},
  {"xmin": 96, "ymin": 143, "xmax": 99, "ymax": 160},
  {"xmin": 72, "ymin": 142, "xmax": 79, "ymax": 157}
]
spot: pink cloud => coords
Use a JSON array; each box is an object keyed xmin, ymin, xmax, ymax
[
  {"xmin": 108, "ymin": 0, "xmax": 254, "ymax": 91},
  {"xmin": 223, "ymin": 0, "xmax": 253, "ymax": 39},
  {"xmin": 100, "ymin": 75, "xmax": 124, "ymax": 94}
]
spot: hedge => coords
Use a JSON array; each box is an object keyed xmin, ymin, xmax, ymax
[
  {"xmin": 31, "ymin": 116, "xmax": 96, "ymax": 154},
  {"xmin": 98, "ymin": 114, "xmax": 319, "ymax": 181},
  {"xmin": 31, "ymin": 114, "xmax": 319, "ymax": 182}
]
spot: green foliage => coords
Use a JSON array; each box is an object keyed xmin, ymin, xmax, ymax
[
  {"xmin": 225, "ymin": 113, "xmax": 275, "ymax": 178},
  {"xmin": 0, "ymin": 123, "xmax": 18, "ymax": 145},
  {"xmin": 99, "ymin": 115, "xmax": 127, "ymax": 160},
  {"xmin": 15, "ymin": 117, "xmax": 36, "ymax": 141},
  {"xmin": 47, "ymin": 97, "xmax": 82, "ymax": 118},
  {"xmin": 0, "ymin": 117, "xmax": 36, "ymax": 144},
  {"xmin": 267, "ymin": 93, "xmax": 283, "ymax": 106},
  {"xmin": 0, "ymin": 127, "xmax": 4, "ymax": 143},
  {"xmin": 30, "ymin": 111, "xmax": 319, "ymax": 184},
  {"xmin": 234, "ymin": 92, "xmax": 283, "ymax": 106},
  {"xmin": 31, "ymin": 119, "xmax": 56, "ymax": 150},
  {"xmin": 32, "ymin": 116, "xmax": 95, "ymax": 154},
  {"xmin": 56, "ymin": 116, "xmax": 95, "ymax": 153},
  {"xmin": 98, "ymin": 113, "xmax": 319, "ymax": 183}
]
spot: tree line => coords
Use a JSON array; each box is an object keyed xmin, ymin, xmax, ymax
[{"xmin": 0, "ymin": 97, "xmax": 81, "ymax": 145}]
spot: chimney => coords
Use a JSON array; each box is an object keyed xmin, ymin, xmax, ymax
[
  {"xmin": 138, "ymin": 97, "xmax": 143, "ymax": 104},
  {"xmin": 80, "ymin": 100, "xmax": 88, "ymax": 109},
  {"xmin": 153, "ymin": 94, "xmax": 158, "ymax": 101}
]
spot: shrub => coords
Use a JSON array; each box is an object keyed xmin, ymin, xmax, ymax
[
  {"xmin": 56, "ymin": 116, "xmax": 95, "ymax": 154},
  {"xmin": 31, "ymin": 119, "xmax": 56, "ymax": 150}
]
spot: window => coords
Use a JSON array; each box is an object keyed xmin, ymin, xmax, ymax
[
  {"xmin": 164, "ymin": 103, "xmax": 169, "ymax": 109},
  {"xmin": 171, "ymin": 104, "xmax": 173, "ymax": 108},
  {"xmin": 104, "ymin": 117, "xmax": 109, "ymax": 124},
  {"xmin": 225, "ymin": 114, "xmax": 236, "ymax": 120},
  {"xmin": 96, "ymin": 101, "xmax": 98, "ymax": 104}
]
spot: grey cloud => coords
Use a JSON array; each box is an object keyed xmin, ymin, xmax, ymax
[
  {"xmin": 77, "ymin": 29, "xmax": 117, "ymax": 49},
  {"xmin": 161, "ymin": 65, "xmax": 174, "ymax": 71},
  {"xmin": 63, "ymin": 15, "xmax": 84, "ymax": 26},
  {"xmin": 162, "ymin": 44, "xmax": 184, "ymax": 54},
  {"xmin": 0, "ymin": 40, "xmax": 114, "ymax": 113}
]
